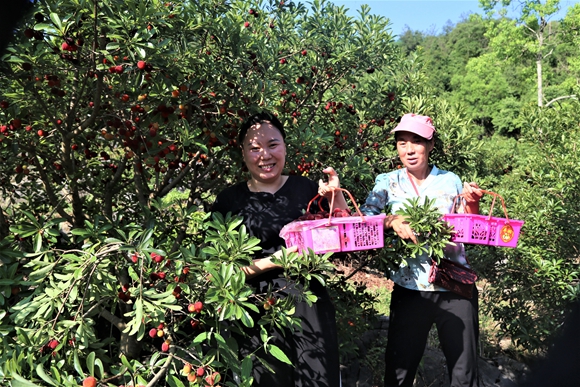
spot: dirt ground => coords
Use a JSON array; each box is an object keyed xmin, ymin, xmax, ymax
[{"xmin": 332, "ymin": 259, "xmax": 394, "ymax": 291}]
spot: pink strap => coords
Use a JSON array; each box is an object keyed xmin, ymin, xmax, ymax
[{"xmin": 407, "ymin": 170, "xmax": 420, "ymax": 196}]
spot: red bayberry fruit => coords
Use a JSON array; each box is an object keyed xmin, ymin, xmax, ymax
[
  {"xmin": 148, "ymin": 328, "xmax": 157, "ymax": 338},
  {"xmin": 137, "ymin": 60, "xmax": 146, "ymax": 70},
  {"xmin": 151, "ymin": 253, "xmax": 163, "ymax": 263},
  {"xmin": 193, "ymin": 301, "xmax": 203, "ymax": 313},
  {"xmin": 196, "ymin": 367, "xmax": 205, "ymax": 377},
  {"xmin": 117, "ymin": 291, "xmax": 128, "ymax": 301},
  {"xmin": 82, "ymin": 376, "xmax": 97, "ymax": 387},
  {"xmin": 243, "ymin": 21, "xmax": 250, "ymax": 28},
  {"xmin": 161, "ymin": 341, "xmax": 170, "ymax": 352},
  {"xmin": 205, "ymin": 372, "xmax": 220, "ymax": 386}
]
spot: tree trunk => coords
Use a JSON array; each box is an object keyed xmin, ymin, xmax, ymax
[
  {"xmin": 537, "ymin": 57, "xmax": 543, "ymax": 107},
  {"xmin": 537, "ymin": 17, "xmax": 546, "ymax": 107}
]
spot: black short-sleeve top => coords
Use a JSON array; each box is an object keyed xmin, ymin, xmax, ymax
[{"xmin": 212, "ymin": 175, "xmax": 319, "ymax": 258}]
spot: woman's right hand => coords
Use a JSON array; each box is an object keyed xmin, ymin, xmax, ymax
[
  {"xmin": 387, "ymin": 215, "xmax": 418, "ymax": 244},
  {"xmin": 242, "ymin": 246, "xmax": 298, "ymax": 279}
]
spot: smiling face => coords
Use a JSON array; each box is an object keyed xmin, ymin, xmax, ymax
[
  {"xmin": 395, "ymin": 131, "xmax": 434, "ymax": 175},
  {"xmin": 242, "ymin": 121, "xmax": 287, "ymax": 184}
]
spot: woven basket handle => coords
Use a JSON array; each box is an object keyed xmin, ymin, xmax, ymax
[
  {"xmin": 451, "ymin": 189, "xmax": 511, "ymax": 222},
  {"xmin": 306, "ymin": 187, "xmax": 366, "ymax": 225}
]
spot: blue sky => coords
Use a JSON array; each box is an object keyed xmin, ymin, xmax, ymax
[{"xmin": 330, "ymin": 0, "xmax": 580, "ymax": 37}]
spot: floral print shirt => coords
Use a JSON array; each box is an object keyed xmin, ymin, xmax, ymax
[{"xmin": 361, "ymin": 165, "xmax": 467, "ymax": 291}]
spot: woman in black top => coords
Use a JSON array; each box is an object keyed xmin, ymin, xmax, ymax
[{"xmin": 212, "ymin": 111, "xmax": 347, "ymax": 387}]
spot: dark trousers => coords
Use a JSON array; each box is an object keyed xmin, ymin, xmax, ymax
[
  {"xmin": 240, "ymin": 277, "xmax": 340, "ymax": 387},
  {"xmin": 384, "ymin": 284, "xmax": 479, "ymax": 387}
]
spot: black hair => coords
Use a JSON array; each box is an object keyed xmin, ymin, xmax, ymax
[{"xmin": 238, "ymin": 111, "xmax": 286, "ymax": 146}]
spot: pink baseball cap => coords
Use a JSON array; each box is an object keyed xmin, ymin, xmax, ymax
[{"xmin": 391, "ymin": 113, "xmax": 436, "ymax": 140}]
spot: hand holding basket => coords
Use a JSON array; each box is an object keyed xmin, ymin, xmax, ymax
[
  {"xmin": 280, "ymin": 188, "xmax": 386, "ymax": 254},
  {"xmin": 443, "ymin": 190, "xmax": 524, "ymax": 247}
]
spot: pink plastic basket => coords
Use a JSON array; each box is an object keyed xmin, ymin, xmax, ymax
[
  {"xmin": 443, "ymin": 190, "xmax": 524, "ymax": 248},
  {"xmin": 280, "ymin": 188, "xmax": 386, "ymax": 254}
]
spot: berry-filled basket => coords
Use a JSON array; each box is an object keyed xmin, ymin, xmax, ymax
[
  {"xmin": 443, "ymin": 190, "xmax": 524, "ymax": 248},
  {"xmin": 280, "ymin": 188, "xmax": 386, "ymax": 254}
]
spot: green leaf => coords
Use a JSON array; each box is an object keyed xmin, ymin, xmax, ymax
[
  {"xmin": 28, "ymin": 263, "xmax": 56, "ymax": 281},
  {"xmin": 136, "ymin": 46, "xmax": 146, "ymax": 58},
  {"xmin": 106, "ymin": 42, "xmax": 120, "ymax": 50},
  {"xmin": 120, "ymin": 355, "xmax": 134, "ymax": 373},
  {"xmin": 86, "ymin": 352, "xmax": 95, "ymax": 376},
  {"xmin": 73, "ymin": 350, "xmax": 84, "ymax": 377},
  {"xmin": 9, "ymin": 373, "xmax": 42, "ymax": 387},
  {"xmin": 49, "ymin": 366, "xmax": 61, "ymax": 384},
  {"xmin": 33, "ymin": 233, "xmax": 42, "ymax": 252},
  {"xmin": 35, "ymin": 364, "xmax": 58, "ymax": 386},
  {"xmin": 240, "ymin": 308, "xmax": 254, "ymax": 328},
  {"xmin": 49, "ymin": 12, "xmax": 63, "ymax": 31},
  {"xmin": 266, "ymin": 344, "xmax": 292, "ymax": 365},
  {"xmin": 33, "ymin": 23, "xmax": 52, "ymax": 31},
  {"xmin": 94, "ymin": 357, "xmax": 105, "ymax": 379},
  {"xmin": 241, "ymin": 356, "xmax": 253, "ymax": 379},
  {"xmin": 166, "ymin": 374, "xmax": 186, "ymax": 387},
  {"xmin": 193, "ymin": 332, "xmax": 208, "ymax": 345}
]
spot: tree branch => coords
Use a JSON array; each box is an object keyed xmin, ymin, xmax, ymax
[
  {"xmin": 104, "ymin": 158, "xmax": 128, "ymax": 220},
  {"xmin": 158, "ymin": 162, "xmax": 193, "ymax": 198},
  {"xmin": 545, "ymin": 95, "xmax": 577, "ymax": 107},
  {"xmin": 147, "ymin": 350, "xmax": 174, "ymax": 387},
  {"xmin": 32, "ymin": 154, "xmax": 74, "ymax": 224},
  {"xmin": 0, "ymin": 201, "xmax": 9, "ymax": 240},
  {"xmin": 133, "ymin": 159, "xmax": 150, "ymax": 208}
]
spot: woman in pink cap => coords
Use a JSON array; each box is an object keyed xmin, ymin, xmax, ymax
[{"xmin": 361, "ymin": 113, "xmax": 483, "ymax": 387}]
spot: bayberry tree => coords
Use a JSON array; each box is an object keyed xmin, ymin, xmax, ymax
[{"xmin": 0, "ymin": 0, "xmax": 477, "ymax": 385}]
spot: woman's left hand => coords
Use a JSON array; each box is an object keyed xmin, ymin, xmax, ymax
[
  {"xmin": 318, "ymin": 167, "xmax": 340, "ymax": 197},
  {"xmin": 463, "ymin": 182, "xmax": 483, "ymax": 203},
  {"xmin": 463, "ymin": 182, "xmax": 483, "ymax": 214}
]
